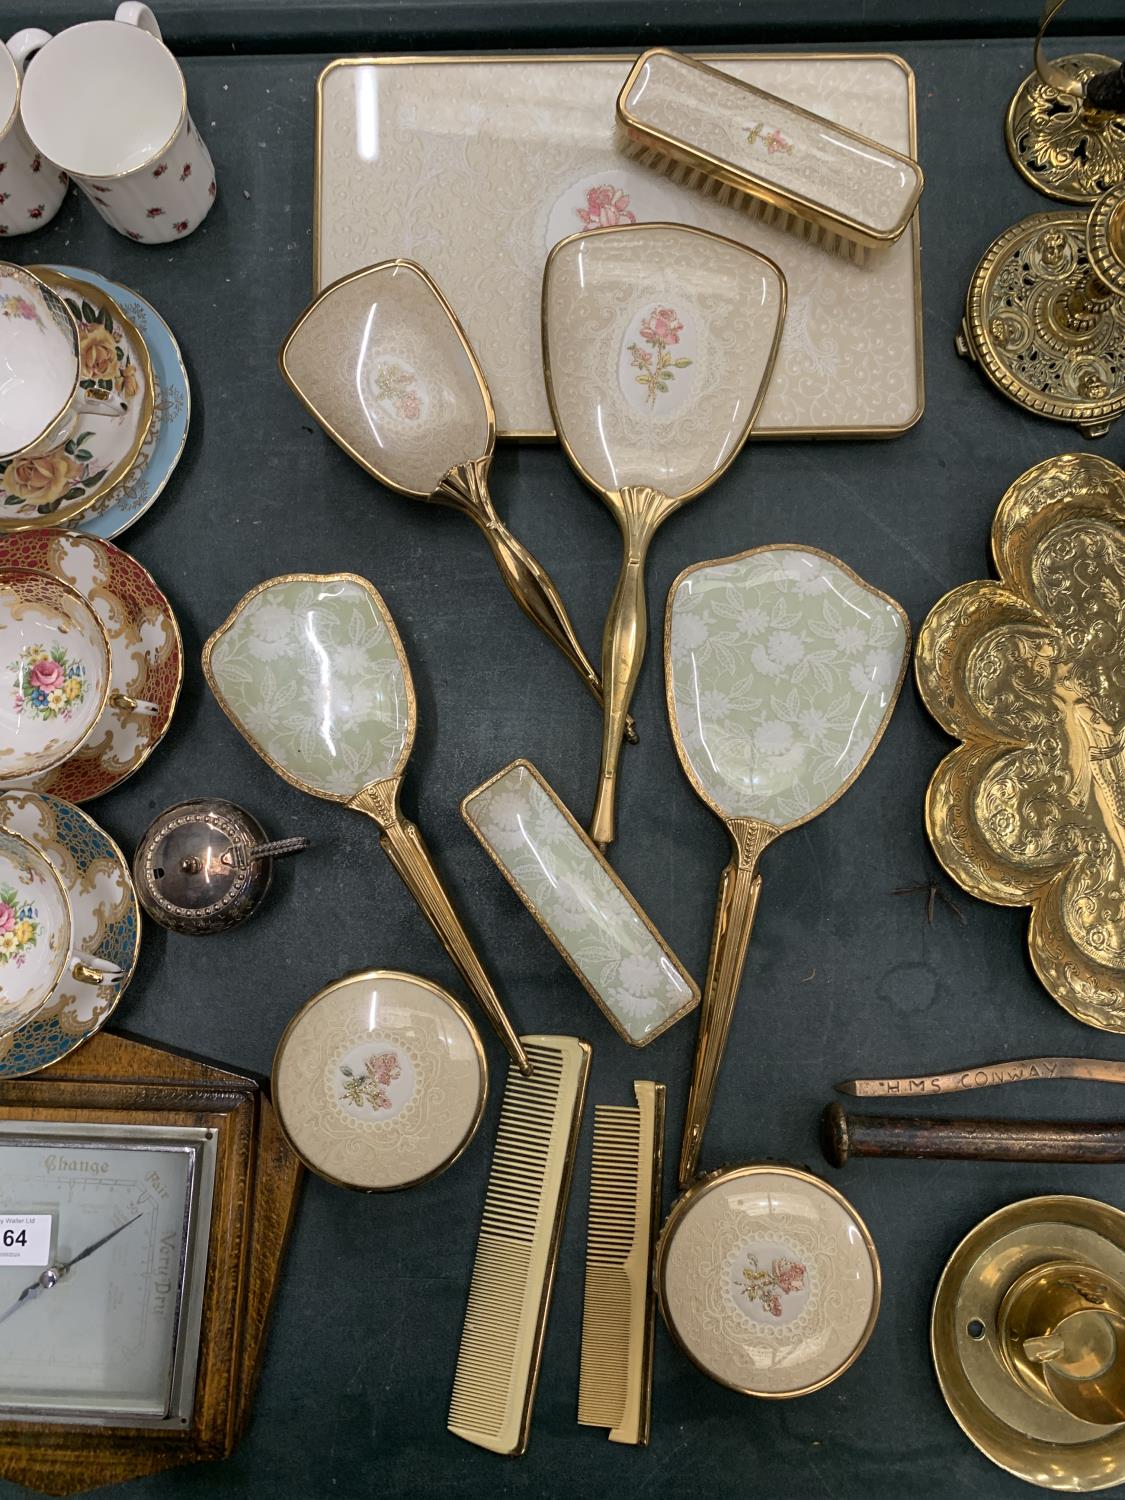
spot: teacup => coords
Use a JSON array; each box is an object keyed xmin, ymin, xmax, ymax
[
  {"xmin": 18, "ymin": 4, "xmax": 217, "ymax": 245},
  {"xmin": 0, "ymin": 263, "xmax": 125, "ymax": 461},
  {"xmin": 0, "ymin": 568, "xmax": 159, "ymax": 782},
  {"xmin": 0, "ymin": 29, "xmax": 68, "ymax": 238},
  {"xmin": 0, "ymin": 826, "xmax": 120, "ymax": 1031},
  {"xmin": 0, "ymin": 568, "xmax": 111, "ymax": 779}
]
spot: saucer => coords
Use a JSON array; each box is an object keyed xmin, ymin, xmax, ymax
[
  {"xmin": 0, "ymin": 791, "xmax": 139, "ymax": 1078},
  {"xmin": 0, "ymin": 270, "xmax": 153, "ymax": 532},
  {"xmin": 0, "ymin": 530, "xmax": 182, "ymax": 801},
  {"xmin": 272, "ymin": 969, "xmax": 488, "ymax": 1191},
  {"xmin": 32, "ymin": 266, "xmax": 189, "ymax": 543}
]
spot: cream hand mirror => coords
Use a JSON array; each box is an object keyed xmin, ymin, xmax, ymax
[
  {"xmin": 542, "ymin": 223, "xmax": 786, "ymax": 846},
  {"xmin": 665, "ymin": 545, "xmax": 910, "ymax": 1186},
  {"xmin": 203, "ymin": 572, "xmax": 528, "ymax": 1074},
  {"xmin": 280, "ymin": 260, "xmax": 632, "ymax": 743}
]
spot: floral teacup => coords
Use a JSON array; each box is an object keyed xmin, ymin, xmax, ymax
[
  {"xmin": 0, "ymin": 826, "xmax": 120, "ymax": 1031},
  {"xmin": 0, "ymin": 263, "xmax": 125, "ymax": 461},
  {"xmin": 0, "ymin": 568, "xmax": 112, "ymax": 780},
  {"xmin": 0, "ymin": 28, "xmax": 69, "ymax": 238}
]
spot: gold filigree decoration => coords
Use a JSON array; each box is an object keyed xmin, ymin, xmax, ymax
[
  {"xmin": 917, "ymin": 453, "xmax": 1125, "ymax": 1031},
  {"xmin": 959, "ymin": 208, "xmax": 1125, "ymax": 437},
  {"xmin": 1006, "ymin": 54, "xmax": 1125, "ymax": 204}
]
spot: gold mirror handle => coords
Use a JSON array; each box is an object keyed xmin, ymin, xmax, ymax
[
  {"xmin": 353, "ymin": 778, "xmax": 530, "ymax": 1074},
  {"xmin": 380, "ymin": 812, "xmax": 530, "ymax": 1075},
  {"xmin": 589, "ymin": 486, "xmax": 680, "ymax": 847},
  {"xmin": 481, "ymin": 516, "xmax": 638, "ymax": 745},
  {"xmin": 589, "ymin": 547, "xmax": 649, "ymax": 848},
  {"xmin": 678, "ymin": 819, "xmax": 775, "ymax": 1188},
  {"xmin": 437, "ymin": 459, "xmax": 636, "ymax": 743}
]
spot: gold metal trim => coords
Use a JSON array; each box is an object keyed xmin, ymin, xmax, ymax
[
  {"xmin": 542, "ymin": 223, "xmax": 787, "ymax": 845},
  {"xmin": 280, "ymin": 258, "xmax": 496, "ymax": 501},
  {"xmin": 280, "ymin": 259, "xmax": 627, "ymax": 735},
  {"xmin": 663, "ymin": 543, "xmax": 911, "ymax": 1185},
  {"xmin": 312, "ymin": 50, "xmax": 925, "ymax": 442},
  {"xmin": 932, "ymin": 1195, "xmax": 1125, "ymax": 1491},
  {"xmin": 655, "ymin": 1162, "xmax": 882, "ymax": 1399},
  {"xmin": 270, "ymin": 967, "xmax": 488, "ymax": 1193},
  {"xmin": 6, "ymin": 268, "xmax": 157, "ymax": 532},
  {"xmin": 203, "ymin": 572, "xmax": 527, "ymax": 1073},
  {"xmin": 202, "ymin": 570, "xmax": 417, "ymax": 806},
  {"xmin": 461, "ymin": 758, "xmax": 700, "ymax": 1048},
  {"xmin": 617, "ymin": 47, "xmax": 923, "ymax": 252}
]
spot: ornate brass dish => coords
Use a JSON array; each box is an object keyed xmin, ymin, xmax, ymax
[
  {"xmin": 932, "ymin": 1195, "xmax": 1125, "ymax": 1490},
  {"xmin": 916, "ymin": 453, "xmax": 1125, "ymax": 1032}
]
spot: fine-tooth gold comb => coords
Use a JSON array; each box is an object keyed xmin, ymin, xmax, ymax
[
  {"xmin": 448, "ymin": 1035, "xmax": 591, "ymax": 1456},
  {"xmin": 578, "ymin": 1081, "xmax": 665, "ymax": 1446}
]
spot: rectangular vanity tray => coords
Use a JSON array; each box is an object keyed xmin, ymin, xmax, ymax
[{"xmin": 315, "ymin": 51, "xmax": 923, "ymax": 440}]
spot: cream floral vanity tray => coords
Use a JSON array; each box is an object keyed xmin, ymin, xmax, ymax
[{"xmin": 315, "ymin": 52, "xmax": 923, "ymax": 440}]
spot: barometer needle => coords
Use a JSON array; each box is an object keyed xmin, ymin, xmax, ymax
[{"xmin": 0, "ymin": 1212, "xmax": 143, "ymax": 1328}]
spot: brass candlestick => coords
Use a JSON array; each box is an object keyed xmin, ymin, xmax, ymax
[{"xmin": 957, "ymin": 182, "xmax": 1125, "ymax": 436}]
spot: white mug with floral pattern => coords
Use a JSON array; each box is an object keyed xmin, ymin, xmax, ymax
[
  {"xmin": 0, "ymin": 29, "xmax": 68, "ymax": 238},
  {"xmin": 0, "ymin": 827, "xmax": 121, "ymax": 1033},
  {"xmin": 18, "ymin": 3, "xmax": 216, "ymax": 244},
  {"xmin": 0, "ymin": 263, "xmax": 129, "ymax": 461}
]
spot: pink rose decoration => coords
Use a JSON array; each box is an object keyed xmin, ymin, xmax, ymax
[
  {"xmin": 401, "ymin": 392, "xmax": 421, "ymax": 420},
  {"xmin": 640, "ymin": 308, "xmax": 682, "ymax": 346},
  {"xmin": 576, "ymin": 184, "xmax": 637, "ymax": 229},
  {"xmin": 29, "ymin": 659, "xmax": 63, "ymax": 692},
  {"xmin": 0, "ymin": 903, "xmax": 13, "ymax": 935}
]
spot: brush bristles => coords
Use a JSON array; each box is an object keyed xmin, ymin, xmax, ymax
[
  {"xmin": 618, "ymin": 130, "xmax": 869, "ymax": 265},
  {"xmin": 449, "ymin": 1038, "xmax": 589, "ymax": 1456}
]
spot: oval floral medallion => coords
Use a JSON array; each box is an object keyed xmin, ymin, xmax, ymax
[
  {"xmin": 618, "ymin": 301, "xmax": 698, "ymax": 416},
  {"xmin": 365, "ymin": 359, "xmax": 427, "ymax": 429},
  {"xmin": 334, "ymin": 1038, "xmax": 417, "ymax": 1123},
  {"xmin": 730, "ymin": 1239, "xmax": 811, "ymax": 1326}
]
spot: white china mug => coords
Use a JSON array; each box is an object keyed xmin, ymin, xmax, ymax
[
  {"xmin": 18, "ymin": 3, "xmax": 216, "ymax": 245},
  {"xmin": 0, "ymin": 567, "xmax": 158, "ymax": 785},
  {"xmin": 0, "ymin": 29, "xmax": 68, "ymax": 237},
  {"xmin": 0, "ymin": 827, "xmax": 121, "ymax": 1034},
  {"xmin": 0, "ymin": 262, "xmax": 127, "ymax": 461}
]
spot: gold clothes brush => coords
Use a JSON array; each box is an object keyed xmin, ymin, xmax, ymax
[
  {"xmin": 577, "ymin": 1081, "xmax": 665, "ymax": 1445},
  {"xmin": 616, "ymin": 48, "xmax": 924, "ymax": 263},
  {"xmin": 448, "ymin": 1035, "xmax": 591, "ymax": 1456}
]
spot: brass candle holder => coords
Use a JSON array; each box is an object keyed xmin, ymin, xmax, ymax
[{"xmin": 956, "ymin": 182, "xmax": 1125, "ymax": 436}]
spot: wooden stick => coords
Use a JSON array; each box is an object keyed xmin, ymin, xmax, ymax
[{"xmin": 822, "ymin": 1102, "xmax": 1125, "ymax": 1166}]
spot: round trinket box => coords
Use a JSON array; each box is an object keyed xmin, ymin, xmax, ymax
[
  {"xmin": 655, "ymin": 1163, "xmax": 881, "ymax": 1398},
  {"xmin": 133, "ymin": 799, "xmax": 306, "ymax": 935},
  {"xmin": 271, "ymin": 969, "xmax": 488, "ymax": 1191}
]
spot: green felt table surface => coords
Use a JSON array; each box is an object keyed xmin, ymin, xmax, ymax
[{"xmin": 0, "ymin": 6, "xmax": 1123, "ymax": 1498}]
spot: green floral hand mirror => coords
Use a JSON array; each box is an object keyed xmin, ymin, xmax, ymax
[
  {"xmin": 665, "ymin": 545, "xmax": 910, "ymax": 1185},
  {"xmin": 203, "ymin": 572, "xmax": 528, "ymax": 1073},
  {"xmin": 280, "ymin": 260, "xmax": 632, "ymax": 742},
  {"xmin": 542, "ymin": 223, "xmax": 786, "ymax": 845}
]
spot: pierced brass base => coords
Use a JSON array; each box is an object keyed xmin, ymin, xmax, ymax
[
  {"xmin": 957, "ymin": 207, "xmax": 1125, "ymax": 437},
  {"xmin": 1006, "ymin": 54, "xmax": 1125, "ymax": 203},
  {"xmin": 932, "ymin": 1197, "xmax": 1125, "ymax": 1490}
]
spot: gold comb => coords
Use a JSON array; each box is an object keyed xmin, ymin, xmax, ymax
[
  {"xmin": 578, "ymin": 1081, "xmax": 665, "ymax": 1445},
  {"xmin": 448, "ymin": 1035, "xmax": 591, "ymax": 1455}
]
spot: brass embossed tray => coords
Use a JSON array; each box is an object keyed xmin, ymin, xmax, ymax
[{"xmin": 916, "ymin": 453, "xmax": 1125, "ymax": 1031}]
